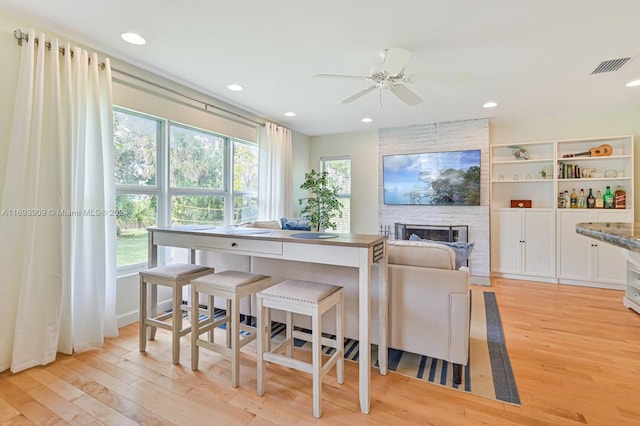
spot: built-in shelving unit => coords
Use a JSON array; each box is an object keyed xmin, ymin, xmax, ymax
[
  {"xmin": 621, "ymin": 249, "xmax": 640, "ymax": 314},
  {"xmin": 490, "ymin": 135, "xmax": 634, "ymax": 289}
]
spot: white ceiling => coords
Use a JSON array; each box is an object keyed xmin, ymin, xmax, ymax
[{"xmin": 2, "ymin": 0, "xmax": 640, "ymax": 136}]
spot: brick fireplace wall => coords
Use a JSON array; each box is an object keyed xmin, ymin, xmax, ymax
[{"xmin": 378, "ymin": 118, "xmax": 490, "ymax": 285}]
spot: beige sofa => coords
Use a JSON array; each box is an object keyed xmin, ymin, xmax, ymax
[{"xmin": 388, "ymin": 240, "xmax": 470, "ymax": 383}]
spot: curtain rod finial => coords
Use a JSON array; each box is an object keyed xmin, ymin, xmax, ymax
[{"xmin": 14, "ymin": 29, "xmax": 24, "ymax": 46}]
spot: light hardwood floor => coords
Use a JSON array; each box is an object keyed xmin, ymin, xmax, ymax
[{"xmin": 2, "ymin": 278, "xmax": 640, "ymax": 425}]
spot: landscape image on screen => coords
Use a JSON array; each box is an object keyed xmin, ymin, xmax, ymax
[{"xmin": 383, "ymin": 149, "xmax": 481, "ymax": 205}]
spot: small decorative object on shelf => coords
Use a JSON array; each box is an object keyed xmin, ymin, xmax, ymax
[
  {"xmin": 615, "ymin": 185, "xmax": 626, "ymax": 209},
  {"xmin": 510, "ymin": 200, "xmax": 532, "ymax": 208},
  {"xmin": 509, "ymin": 146, "xmax": 529, "ymax": 160},
  {"xmin": 562, "ymin": 143, "xmax": 613, "ymax": 158},
  {"xmin": 570, "ymin": 188, "xmax": 578, "ymax": 208},
  {"xmin": 539, "ymin": 165, "xmax": 553, "ymax": 179},
  {"xmin": 587, "ymin": 188, "xmax": 596, "ymax": 209},
  {"xmin": 595, "ymin": 190, "xmax": 604, "ymax": 208},
  {"xmin": 603, "ymin": 186, "xmax": 614, "ymax": 209},
  {"xmin": 581, "ymin": 168, "xmax": 596, "ymax": 178}
]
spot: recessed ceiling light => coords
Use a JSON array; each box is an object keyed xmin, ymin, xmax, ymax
[
  {"xmin": 483, "ymin": 101, "xmax": 498, "ymax": 108},
  {"xmin": 227, "ymin": 84, "xmax": 243, "ymax": 92},
  {"xmin": 121, "ymin": 32, "xmax": 146, "ymax": 46},
  {"xmin": 625, "ymin": 80, "xmax": 640, "ymax": 87},
  {"xmin": 284, "ymin": 112, "xmax": 296, "ymax": 117},
  {"xmin": 361, "ymin": 117, "xmax": 373, "ymax": 123}
]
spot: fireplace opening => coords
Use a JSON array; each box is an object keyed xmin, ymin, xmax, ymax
[{"xmin": 394, "ymin": 223, "xmax": 468, "ymax": 243}]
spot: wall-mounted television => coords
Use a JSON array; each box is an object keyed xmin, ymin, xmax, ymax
[{"xmin": 383, "ymin": 149, "xmax": 481, "ymax": 205}]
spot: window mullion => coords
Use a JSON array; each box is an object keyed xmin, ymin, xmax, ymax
[
  {"xmin": 159, "ymin": 119, "xmax": 170, "ymax": 227},
  {"xmin": 224, "ymin": 137, "xmax": 233, "ymax": 225}
]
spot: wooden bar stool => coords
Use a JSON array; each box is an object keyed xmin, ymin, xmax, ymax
[
  {"xmin": 190, "ymin": 270, "xmax": 272, "ymax": 387},
  {"xmin": 139, "ymin": 263, "xmax": 214, "ymax": 365},
  {"xmin": 256, "ymin": 279, "xmax": 344, "ymax": 418}
]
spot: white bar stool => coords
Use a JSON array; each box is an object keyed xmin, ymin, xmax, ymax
[
  {"xmin": 190, "ymin": 270, "xmax": 272, "ymax": 387},
  {"xmin": 139, "ymin": 263, "xmax": 214, "ymax": 365},
  {"xmin": 256, "ymin": 279, "xmax": 344, "ymax": 418}
]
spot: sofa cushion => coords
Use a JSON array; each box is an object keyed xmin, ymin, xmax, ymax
[
  {"xmin": 241, "ymin": 220, "xmax": 282, "ymax": 229},
  {"xmin": 388, "ymin": 240, "xmax": 456, "ymax": 270},
  {"xmin": 280, "ymin": 217, "xmax": 312, "ymax": 231},
  {"xmin": 408, "ymin": 234, "xmax": 474, "ymax": 270}
]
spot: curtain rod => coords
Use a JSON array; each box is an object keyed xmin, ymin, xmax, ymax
[
  {"xmin": 111, "ymin": 67, "xmax": 265, "ymax": 127},
  {"xmin": 13, "ymin": 28, "xmax": 265, "ymax": 128}
]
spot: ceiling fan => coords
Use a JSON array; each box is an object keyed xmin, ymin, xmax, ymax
[{"xmin": 315, "ymin": 47, "xmax": 471, "ymax": 106}]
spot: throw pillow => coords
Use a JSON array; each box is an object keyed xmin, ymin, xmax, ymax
[
  {"xmin": 280, "ymin": 217, "xmax": 312, "ymax": 231},
  {"xmin": 408, "ymin": 234, "xmax": 474, "ymax": 270}
]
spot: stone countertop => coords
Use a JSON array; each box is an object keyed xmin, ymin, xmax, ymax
[{"xmin": 576, "ymin": 222, "xmax": 640, "ymax": 252}]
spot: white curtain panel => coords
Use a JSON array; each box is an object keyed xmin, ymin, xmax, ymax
[
  {"xmin": 257, "ymin": 122, "xmax": 292, "ymax": 220},
  {"xmin": 0, "ymin": 30, "xmax": 118, "ymax": 373}
]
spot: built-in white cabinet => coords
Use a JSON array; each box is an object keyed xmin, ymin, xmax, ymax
[
  {"xmin": 623, "ymin": 250, "xmax": 640, "ymax": 314},
  {"xmin": 491, "ymin": 209, "xmax": 555, "ymax": 280},
  {"xmin": 490, "ymin": 135, "xmax": 634, "ymax": 288},
  {"xmin": 557, "ymin": 210, "xmax": 632, "ymax": 288}
]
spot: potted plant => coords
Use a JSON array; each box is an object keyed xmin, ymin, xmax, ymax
[{"xmin": 299, "ymin": 169, "xmax": 343, "ymax": 232}]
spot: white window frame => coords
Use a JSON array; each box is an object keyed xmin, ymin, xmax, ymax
[{"xmin": 114, "ymin": 107, "xmax": 258, "ymax": 276}]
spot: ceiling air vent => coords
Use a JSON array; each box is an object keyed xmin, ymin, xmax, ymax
[{"xmin": 591, "ymin": 58, "xmax": 631, "ymax": 74}]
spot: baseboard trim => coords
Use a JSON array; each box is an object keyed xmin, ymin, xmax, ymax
[{"xmin": 117, "ymin": 300, "xmax": 173, "ymax": 329}]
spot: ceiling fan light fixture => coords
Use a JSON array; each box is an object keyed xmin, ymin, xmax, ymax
[
  {"xmin": 483, "ymin": 101, "xmax": 498, "ymax": 108},
  {"xmin": 284, "ymin": 111, "xmax": 296, "ymax": 117},
  {"xmin": 227, "ymin": 84, "xmax": 244, "ymax": 92},
  {"xmin": 625, "ymin": 80, "xmax": 640, "ymax": 87},
  {"xmin": 121, "ymin": 32, "xmax": 146, "ymax": 45},
  {"xmin": 361, "ymin": 117, "xmax": 373, "ymax": 123}
]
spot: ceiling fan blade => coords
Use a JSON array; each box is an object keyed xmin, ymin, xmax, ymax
[
  {"xmin": 409, "ymin": 70, "xmax": 472, "ymax": 83},
  {"xmin": 383, "ymin": 47, "xmax": 412, "ymax": 76},
  {"xmin": 390, "ymin": 84, "xmax": 423, "ymax": 106},
  {"xmin": 314, "ymin": 73, "xmax": 370, "ymax": 81},
  {"xmin": 341, "ymin": 85, "xmax": 378, "ymax": 104}
]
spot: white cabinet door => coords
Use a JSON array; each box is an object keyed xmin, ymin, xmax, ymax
[
  {"xmin": 492, "ymin": 209, "xmax": 555, "ymax": 277},
  {"xmin": 523, "ymin": 210, "xmax": 555, "ymax": 277},
  {"xmin": 592, "ymin": 210, "xmax": 633, "ymax": 284},
  {"xmin": 558, "ymin": 209, "xmax": 632, "ymax": 285},
  {"xmin": 491, "ymin": 209, "xmax": 521, "ymax": 274},
  {"xmin": 557, "ymin": 210, "xmax": 592, "ymax": 281}
]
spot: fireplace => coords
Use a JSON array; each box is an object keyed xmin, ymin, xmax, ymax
[{"xmin": 394, "ymin": 223, "xmax": 468, "ymax": 243}]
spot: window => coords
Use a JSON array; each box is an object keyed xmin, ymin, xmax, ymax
[
  {"xmin": 114, "ymin": 109, "xmax": 161, "ymax": 271},
  {"xmin": 232, "ymin": 139, "xmax": 259, "ymax": 223},
  {"xmin": 169, "ymin": 124, "xmax": 225, "ymax": 226},
  {"xmin": 114, "ymin": 108, "xmax": 258, "ymax": 272},
  {"xmin": 321, "ymin": 157, "xmax": 351, "ymax": 233}
]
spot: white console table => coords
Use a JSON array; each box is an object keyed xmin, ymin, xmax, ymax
[{"xmin": 147, "ymin": 226, "xmax": 388, "ymax": 414}]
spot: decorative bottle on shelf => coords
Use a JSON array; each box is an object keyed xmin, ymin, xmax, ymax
[
  {"xmin": 595, "ymin": 190, "xmax": 604, "ymax": 208},
  {"xmin": 603, "ymin": 186, "xmax": 614, "ymax": 209},
  {"xmin": 587, "ymin": 188, "xmax": 596, "ymax": 209},
  {"xmin": 570, "ymin": 188, "xmax": 578, "ymax": 208},
  {"xmin": 614, "ymin": 185, "xmax": 626, "ymax": 209},
  {"xmin": 563, "ymin": 190, "xmax": 570, "ymax": 208},
  {"xmin": 558, "ymin": 192, "xmax": 565, "ymax": 208},
  {"xmin": 577, "ymin": 189, "xmax": 586, "ymax": 208}
]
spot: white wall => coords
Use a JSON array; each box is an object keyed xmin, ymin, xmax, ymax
[
  {"xmin": 291, "ymin": 130, "xmax": 311, "ymax": 217},
  {"xmin": 308, "ymin": 130, "xmax": 379, "ymax": 234}
]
